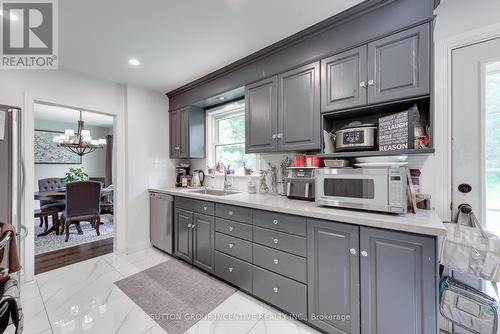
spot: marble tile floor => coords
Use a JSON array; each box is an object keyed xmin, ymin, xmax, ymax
[{"xmin": 16, "ymin": 247, "xmax": 321, "ymax": 334}]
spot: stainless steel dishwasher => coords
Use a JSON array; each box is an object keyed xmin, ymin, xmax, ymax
[{"xmin": 150, "ymin": 192, "xmax": 174, "ymax": 254}]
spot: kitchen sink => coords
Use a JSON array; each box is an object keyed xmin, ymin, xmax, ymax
[{"xmin": 190, "ymin": 189, "xmax": 240, "ymax": 196}]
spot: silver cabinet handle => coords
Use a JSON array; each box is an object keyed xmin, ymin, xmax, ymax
[
  {"xmin": 203, "ymin": 206, "xmax": 208, "ymax": 211},
  {"xmin": 368, "ymin": 80, "xmax": 375, "ymax": 86},
  {"xmin": 277, "ymin": 133, "xmax": 283, "ymax": 139},
  {"xmin": 192, "ymin": 224, "xmax": 196, "ymax": 229},
  {"xmin": 273, "ymin": 238, "xmax": 279, "ymax": 244},
  {"xmin": 360, "ymin": 81, "xmax": 367, "ymax": 88},
  {"xmin": 273, "ymin": 287, "xmax": 279, "ymax": 293},
  {"xmin": 228, "ymin": 267, "xmax": 233, "ymax": 273},
  {"xmin": 228, "ymin": 243, "xmax": 234, "ymax": 249},
  {"xmin": 361, "ymin": 250, "xmax": 368, "ymax": 257},
  {"xmin": 228, "ymin": 226, "xmax": 234, "ymax": 232},
  {"xmin": 272, "ymin": 134, "xmax": 277, "ymax": 140},
  {"xmin": 350, "ymin": 248, "xmax": 357, "ymax": 255},
  {"xmin": 273, "ymin": 219, "xmax": 278, "ymax": 225},
  {"xmin": 187, "ymin": 223, "xmax": 192, "ymax": 228},
  {"xmin": 273, "ymin": 258, "xmax": 279, "ymax": 265},
  {"xmin": 228, "ymin": 211, "xmax": 233, "ymax": 216}
]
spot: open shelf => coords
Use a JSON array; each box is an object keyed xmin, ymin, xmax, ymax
[{"xmin": 317, "ymin": 148, "xmax": 435, "ymax": 159}]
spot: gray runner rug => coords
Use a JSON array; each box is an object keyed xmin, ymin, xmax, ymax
[{"xmin": 115, "ymin": 259, "xmax": 236, "ymax": 334}]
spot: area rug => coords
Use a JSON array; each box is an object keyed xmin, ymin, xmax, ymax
[
  {"xmin": 34, "ymin": 214, "xmax": 114, "ymax": 255},
  {"xmin": 115, "ymin": 259, "xmax": 236, "ymax": 334}
]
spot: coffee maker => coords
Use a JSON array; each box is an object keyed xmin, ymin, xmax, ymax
[{"xmin": 175, "ymin": 164, "xmax": 190, "ymax": 187}]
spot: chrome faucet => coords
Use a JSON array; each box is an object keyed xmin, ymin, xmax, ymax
[{"xmin": 223, "ymin": 164, "xmax": 232, "ymax": 191}]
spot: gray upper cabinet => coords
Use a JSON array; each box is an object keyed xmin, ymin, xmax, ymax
[
  {"xmin": 169, "ymin": 106, "xmax": 205, "ymax": 159},
  {"xmin": 367, "ymin": 24, "xmax": 430, "ymax": 104},
  {"xmin": 192, "ymin": 213, "xmax": 215, "ymax": 273},
  {"xmin": 307, "ymin": 219, "xmax": 360, "ymax": 334},
  {"xmin": 278, "ymin": 61, "xmax": 320, "ymax": 151},
  {"xmin": 174, "ymin": 208, "xmax": 193, "ymax": 263},
  {"xmin": 321, "ymin": 46, "xmax": 367, "ymax": 113},
  {"xmin": 245, "ymin": 76, "xmax": 278, "ymax": 153},
  {"xmin": 360, "ymin": 227, "xmax": 436, "ymax": 334}
]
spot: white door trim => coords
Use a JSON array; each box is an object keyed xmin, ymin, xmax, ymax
[{"xmin": 434, "ymin": 22, "xmax": 500, "ymax": 222}]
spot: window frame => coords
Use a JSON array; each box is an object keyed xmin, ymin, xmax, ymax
[{"xmin": 206, "ymin": 100, "xmax": 254, "ymax": 174}]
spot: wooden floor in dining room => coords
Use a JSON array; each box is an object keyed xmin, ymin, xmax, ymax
[{"xmin": 35, "ymin": 238, "xmax": 113, "ymax": 274}]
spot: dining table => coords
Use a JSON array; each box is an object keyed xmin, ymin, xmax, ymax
[{"xmin": 34, "ymin": 188, "xmax": 113, "ymax": 237}]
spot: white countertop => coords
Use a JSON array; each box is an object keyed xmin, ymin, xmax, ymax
[{"xmin": 149, "ymin": 187, "xmax": 446, "ymax": 237}]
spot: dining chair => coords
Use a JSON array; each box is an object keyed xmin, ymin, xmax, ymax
[
  {"xmin": 37, "ymin": 178, "xmax": 66, "ymax": 229},
  {"xmin": 60, "ymin": 181, "xmax": 101, "ymax": 242}
]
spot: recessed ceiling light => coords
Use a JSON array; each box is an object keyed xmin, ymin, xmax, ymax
[
  {"xmin": 218, "ymin": 96, "xmax": 225, "ymax": 100},
  {"xmin": 128, "ymin": 58, "xmax": 141, "ymax": 66}
]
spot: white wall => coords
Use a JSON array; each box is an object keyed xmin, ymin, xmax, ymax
[
  {"xmin": 124, "ymin": 84, "xmax": 172, "ymax": 252},
  {"xmin": 0, "ymin": 69, "xmax": 172, "ymax": 281}
]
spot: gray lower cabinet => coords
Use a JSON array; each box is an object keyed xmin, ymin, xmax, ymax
[
  {"xmin": 174, "ymin": 208, "xmax": 193, "ymax": 263},
  {"xmin": 278, "ymin": 61, "xmax": 320, "ymax": 151},
  {"xmin": 360, "ymin": 227, "xmax": 436, "ymax": 334},
  {"xmin": 253, "ymin": 266, "xmax": 307, "ymax": 318},
  {"xmin": 307, "ymin": 219, "xmax": 360, "ymax": 334},
  {"xmin": 215, "ymin": 251, "xmax": 253, "ymax": 292},
  {"xmin": 174, "ymin": 206, "xmax": 215, "ymax": 273},
  {"xmin": 367, "ymin": 24, "xmax": 430, "ymax": 104},
  {"xmin": 245, "ymin": 76, "xmax": 278, "ymax": 153},
  {"xmin": 192, "ymin": 213, "xmax": 215, "ymax": 273},
  {"xmin": 321, "ymin": 46, "xmax": 368, "ymax": 113}
]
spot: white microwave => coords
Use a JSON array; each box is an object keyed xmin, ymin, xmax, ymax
[{"xmin": 315, "ymin": 167, "xmax": 408, "ymax": 214}]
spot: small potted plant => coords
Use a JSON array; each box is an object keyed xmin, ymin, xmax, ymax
[{"xmin": 63, "ymin": 167, "xmax": 89, "ymax": 183}]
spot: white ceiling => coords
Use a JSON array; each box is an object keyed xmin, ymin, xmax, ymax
[
  {"xmin": 59, "ymin": 0, "xmax": 362, "ymax": 93},
  {"xmin": 34, "ymin": 103, "xmax": 114, "ymax": 128}
]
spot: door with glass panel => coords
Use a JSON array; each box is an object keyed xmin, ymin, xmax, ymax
[
  {"xmin": 452, "ymin": 37, "xmax": 500, "ymax": 234},
  {"xmin": 451, "ymin": 38, "xmax": 500, "ymax": 333}
]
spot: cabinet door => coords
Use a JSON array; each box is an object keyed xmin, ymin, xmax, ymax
[
  {"xmin": 321, "ymin": 46, "xmax": 367, "ymax": 112},
  {"xmin": 360, "ymin": 227, "xmax": 436, "ymax": 334},
  {"xmin": 278, "ymin": 62, "xmax": 320, "ymax": 151},
  {"xmin": 367, "ymin": 24, "xmax": 430, "ymax": 103},
  {"xmin": 169, "ymin": 110, "xmax": 180, "ymax": 158},
  {"xmin": 307, "ymin": 219, "xmax": 360, "ymax": 334},
  {"xmin": 245, "ymin": 76, "xmax": 278, "ymax": 153},
  {"xmin": 193, "ymin": 213, "xmax": 215, "ymax": 273},
  {"xmin": 178, "ymin": 107, "xmax": 190, "ymax": 158},
  {"xmin": 174, "ymin": 208, "xmax": 193, "ymax": 263}
]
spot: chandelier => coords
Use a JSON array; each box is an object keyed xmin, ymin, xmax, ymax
[{"xmin": 53, "ymin": 111, "xmax": 107, "ymax": 156}]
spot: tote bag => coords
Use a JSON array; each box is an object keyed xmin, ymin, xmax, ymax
[{"xmin": 440, "ymin": 208, "xmax": 500, "ymax": 282}]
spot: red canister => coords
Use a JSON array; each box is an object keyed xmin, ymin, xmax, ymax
[{"xmin": 294, "ymin": 155, "xmax": 306, "ymax": 167}]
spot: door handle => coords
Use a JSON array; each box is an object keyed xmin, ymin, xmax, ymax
[{"xmin": 21, "ymin": 156, "xmax": 25, "ymax": 196}]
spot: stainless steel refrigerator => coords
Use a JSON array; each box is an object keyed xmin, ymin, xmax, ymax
[{"xmin": 0, "ymin": 105, "xmax": 23, "ymax": 257}]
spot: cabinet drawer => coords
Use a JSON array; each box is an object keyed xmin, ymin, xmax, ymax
[
  {"xmin": 215, "ymin": 251, "xmax": 252, "ymax": 292},
  {"xmin": 216, "ymin": 218, "xmax": 252, "ymax": 241},
  {"xmin": 253, "ymin": 266, "xmax": 307, "ymax": 318},
  {"xmin": 216, "ymin": 203, "xmax": 252, "ymax": 224},
  {"xmin": 253, "ymin": 226, "xmax": 307, "ymax": 257},
  {"xmin": 215, "ymin": 232, "xmax": 253, "ymax": 263},
  {"xmin": 253, "ymin": 210, "xmax": 306, "ymax": 236},
  {"xmin": 253, "ymin": 244, "xmax": 307, "ymax": 283},
  {"xmin": 175, "ymin": 197, "xmax": 214, "ymax": 216}
]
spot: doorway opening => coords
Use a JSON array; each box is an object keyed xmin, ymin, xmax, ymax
[{"xmin": 32, "ymin": 102, "xmax": 116, "ymax": 274}]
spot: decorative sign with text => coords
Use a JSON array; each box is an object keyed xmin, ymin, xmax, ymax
[{"xmin": 378, "ymin": 106, "xmax": 419, "ymax": 151}]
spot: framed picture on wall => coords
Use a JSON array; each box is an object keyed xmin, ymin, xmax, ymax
[{"xmin": 34, "ymin": 129, "xmax": 82, "ymax": 164}]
